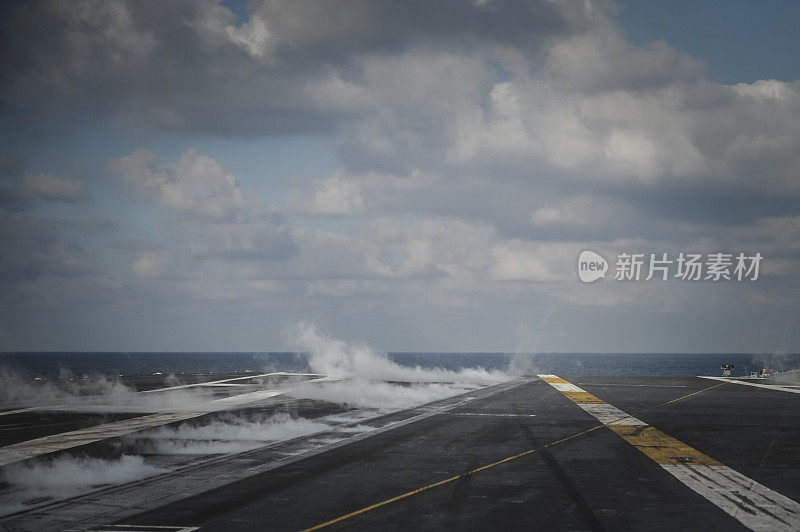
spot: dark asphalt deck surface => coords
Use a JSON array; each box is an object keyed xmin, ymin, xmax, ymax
[{"xmin": 105, "ymin": 376, "xmax": 800, "ymax": 531}]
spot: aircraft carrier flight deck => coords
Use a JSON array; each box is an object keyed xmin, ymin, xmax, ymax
[{"xmin": 0, "ymin": 372, "xmax": 798, "ymax": 531}]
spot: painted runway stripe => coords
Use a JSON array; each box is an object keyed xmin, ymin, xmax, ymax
[
  {"xmin": 699, "ymin": 376, "xmax": 800, "ymax": 394},
  {"xmin": 0, "ymin": 376, "xmax": 477, "ymax": 467},
  {"xmin": 139, "ymin": 372, "xmax": 321, "ymax": 394},
  {"xmin": 0, "ymin": 389, "xmax": 286, "ymax": 465},
  {"xmin": 0, "ymin": 408, "xmax": 35, "ymax": 417},
  {"xmin": 0, "ymin": 411, "xmax": 204, "ymax": 467},
  {"xmin": 0, "ymin": 373, "xmax": 326, "ymax": 417},
  {"xmin": 299, "ymin": 380, "xmax": 733, "ymax": 531},
  {"xmin": 0, "ymin": 384, "xmax": 301, "ymax": 466},
  {"xmin": 538, "ymin": 375, "xmax": 800, "ymax": 531}
]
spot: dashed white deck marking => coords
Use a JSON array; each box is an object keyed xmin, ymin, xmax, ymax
[
  {"xmin": 549, "ymin": 382, "xmax": 583, "ymax": 392},
  {"xmin": 539, "ymin": 375, "xmax": 800, "ymax": 531},
  {"xmin": 577, "ymin": 402, "xmax": 646, "ymax": 425},
  {"xmin": 664, "ymin": 463, "xmax": 800, "ymax": 531},
  {"xmin": 699, "ymin": 376, "xmax": 800, "ymax": 394}
]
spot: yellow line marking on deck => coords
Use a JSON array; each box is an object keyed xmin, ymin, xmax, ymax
[
  {"xmin": 562, "ymin": 391, "xmax": 606, "ymax": 404},
  {"xmin": 540, "ymin": 375, "xmax": 800, "ymax": 531},
  {"xmin": 606, "ymin": 425, "xmax": 721, "ymax": 466},
  {"xmin": 299, "ymin": 380, "xmax": 726, "ymax": 531}
]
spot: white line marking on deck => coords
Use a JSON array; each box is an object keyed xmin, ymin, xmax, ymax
[
  {"xmin": 0, "ymin": 408, "xmax": 35, "ymax": 416},
  {"xmin": 539, "ymin": 375, "xmax": 800, "ymax": 531},
  {"xmin": 139, "ymin": 372, "xmax": 315, "ymax": 393},
  {"xmin": 0, "ymin": 374, "xmax": 337, "ymax": 466},
  {"xmin": 577, "ymin": 403, "xmax": 646, "ymax": 425},
  {"xmin": 549, "ymin": 382, "xmax": 583, "ymax": 392},
  {"xmin": 664, "ymin": 463, "xmax": 800, "ymax": 531},
  {"xmin": 699, "ymin": 376, "xmax": 800, "ymax": 394}
]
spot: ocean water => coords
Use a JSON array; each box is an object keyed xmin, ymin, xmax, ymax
[{"xmin": 1, "ymin": 352, "xmax": 797, "ymax": 380}]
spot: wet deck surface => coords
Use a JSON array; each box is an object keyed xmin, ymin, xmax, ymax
[{"xmin": 1, "ymin": 375, "xmax": 798, "ymax": 531}]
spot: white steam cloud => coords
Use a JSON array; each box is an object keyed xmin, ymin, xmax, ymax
[
  {"xmin": 0, "ymin": 329, "xmax": 513, "ymax": 516},
  {"xmin": 0, "ymin": 369, "xmax": 223, "ymax": 413},
  {"xmin": 284, "ymin": 322, "xmax": 508, "ymax": 409},
  {"xmin": 292, "ymin": 381, "xmax": 480, "ymax": 410},
  {"xmin": 0, "ymin": 455, "xmax": 165, "ymax": 514},
  {"xmin": 136, "ymin": 413, "xmax": 335, "ymax": 455},
  {"xmin": 287, "ymin": 322, "xmax": 506, "ymax": 383}
]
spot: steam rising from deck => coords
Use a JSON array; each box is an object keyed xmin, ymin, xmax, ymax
[
  {"xmin": 0, "ymin": 327, "xmax": 514, "ymax": 508},
  {"xmin": 285, "ymin": 322, "xmax": 508, "ymax": 409}
]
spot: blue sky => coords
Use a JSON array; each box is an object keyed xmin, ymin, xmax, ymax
[
  {"xmin": 1, "ymin": 1, "xmax": 799, "ymax": 353},
  {"xmin": 620, "ymin": 0, "xmax": 800, "ymax": 84}
]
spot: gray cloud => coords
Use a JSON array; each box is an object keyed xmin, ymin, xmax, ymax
[
  {"xmin": 0, "ymin": 0, "xmax": 606, "ymax": 135},
  {"xmin": 20, "ymin": 173, "xmax": 87, "ymax": 202},
  {"xmin": 0, "ymin": 213, "xmax": 90, "ymax": 288},
  {"xmin": 0, "ymin": 153, "xmax": 25, "ymax": 177},
  {"xmin": 0, "ymin": 186, "xmax": 31, "ymax": 213},
  {"xmin": 109, "ymin": 148, "xmax": 296, "ymax": 261},
  {"xmin": 296, "ymin": 39, "xmax": 800, "ymax": 238},
  {"xmin": 1, "ymin": 0, "xmax": 799, "ymax": 351}
]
